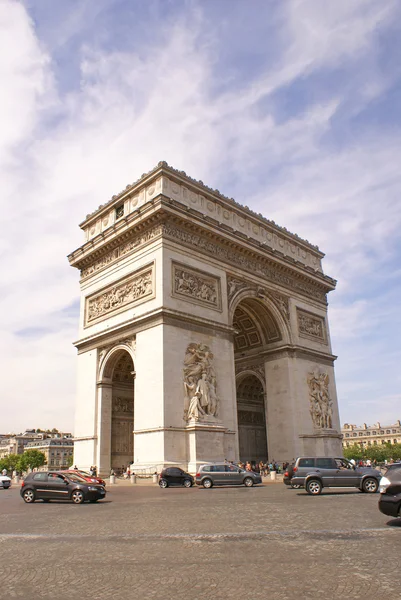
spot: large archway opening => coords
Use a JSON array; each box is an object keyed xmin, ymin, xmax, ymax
[
  {"xmin": 233, "ymin": 297, "xmax": 283, "ymax": 464},
  {"xmin": 108, "ymin": 351, "xmax": 135, "ymax": 473}
]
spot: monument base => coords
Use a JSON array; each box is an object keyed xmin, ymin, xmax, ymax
[
  {"xmin": 299, "ymin": 429, "xmax": 343, "ymax": 456},
  {"xmin": 186, "ymin": 419, "xmax": 232, "ymax": 473}
]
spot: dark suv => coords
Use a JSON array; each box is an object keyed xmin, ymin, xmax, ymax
[{"xmin": 284, "ymin": 457, "xmax": 381, "ymax": 495}]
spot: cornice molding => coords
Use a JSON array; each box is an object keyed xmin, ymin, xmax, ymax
[{"xmin": 80, "ymin": 161, "xmax": 322, "ymax": 256}]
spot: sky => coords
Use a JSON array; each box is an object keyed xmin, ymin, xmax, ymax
[{"xmin": 1, "ymin": 0, "xmax": 400, "ymax": 433}]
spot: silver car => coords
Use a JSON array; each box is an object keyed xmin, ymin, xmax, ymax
[{"xmin": 195, "ymin": 463, "xmax": 262, "ymax": 488}]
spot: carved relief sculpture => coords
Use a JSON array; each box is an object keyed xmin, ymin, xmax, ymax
[
  {"xmin": 297, "ymin": 309, "xmax": 327, "ymax": 343},
  {"xmin": 85, "ymin": 263, "xmax": 154, "ymax": 326},
  {"xmin": 172, "ymin": 263, "xmax": 221, "ymax": 310},
  {"xmin": 307, "ymin": 370, "xmax": 333, "ymax": 429},
  {"xmin": 183, "ymin": 343, "xmax": 219, "ymax": 422}
]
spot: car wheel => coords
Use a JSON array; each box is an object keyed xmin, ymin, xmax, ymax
[
  {"xmin": 22, "ymin": 489, "xmax": 35, "ymax": 503},
  {"xmin": 159, "ymin": 479, "xmax": 168, "ymax": 488},
  {"xmin": 306, "ymin": 479, "xmax": 322, "ymax": 495},
  {"xmin": 244, "ymin": 477, "xmax": 254, "ymax": 487},
  {"xmin": 202, "ymin": 478, "xmax": 213, "ymax": 489},
  {"xmin": 183, "ymin": 479, "xmax": 192, "ymax": 488},
  {"xmin": 362, "ymin": 478, "xmax": 378, "ymax": 493},
  {"xmin": 71, "ymin": 490, "xmax": 84, "ymax": 504}
]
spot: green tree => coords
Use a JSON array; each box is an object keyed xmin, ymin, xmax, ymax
[
  {"xmin": 0, "ymin": 454, "xmax": 20, "ymax": 473},
  {"xmin": 66, "ymin": 456, "xmax": 74, "ymax": 468},
  {"xmin": 18, "ymin": 449, "xmax": 46, "ymax": 472}
]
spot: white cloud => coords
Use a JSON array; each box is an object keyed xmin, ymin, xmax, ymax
[{"xmin": 1, "ymin": 0, "xmax": 400, "ymax": 431}]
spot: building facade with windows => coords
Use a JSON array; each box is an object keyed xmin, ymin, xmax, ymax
[
  {"xmin": 25, "ymin": 438, "xmax": 74, "ymax": 469},
  {"xmin": 342, "ymin": 421, "xmax": 401, "ymax": 448}
]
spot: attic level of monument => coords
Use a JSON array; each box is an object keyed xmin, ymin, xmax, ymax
[
  {"xmin": 70, "ymin": 162, "xmax": 342, "ymax": 475},
  {"xmin": 68, "ymin": 196, "xmax": 336, "ymax": 306},
  {"xmin": 70, "ymin": 162, "xmax": 326, "ymax": 275}
]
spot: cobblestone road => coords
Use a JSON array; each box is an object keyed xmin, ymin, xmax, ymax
[{"xmin": 0, "ymin": 483, "xmax": 400, "ymax": 599}]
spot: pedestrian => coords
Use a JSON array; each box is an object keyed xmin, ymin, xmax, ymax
[
  {"xmin": 2, "ymin": 468, "xmax": 7, "ymax": 476},
  {"xmin": 245, "ymin": 461, "xmax": 252, "ymax": 472}
]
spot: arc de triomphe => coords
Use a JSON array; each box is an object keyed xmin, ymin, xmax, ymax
[{"xmin": 68, "ymin": 162, "xmax": 342, "ymax": 475}]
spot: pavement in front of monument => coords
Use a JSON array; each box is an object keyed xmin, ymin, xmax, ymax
[{"xmin": 0, "ymin": 482, "xmax": 400, "ymax": 600}]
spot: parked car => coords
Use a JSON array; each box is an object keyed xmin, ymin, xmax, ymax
[
  {"xmin": 20, "ymin": 471, "xmax": 106, "ymax": 504},
  {"xmin": 378, "ymin": 465, "xmax": 401, "ymax": 518},
  {"xmin": 195, "ymin": 463, "xmax": 262, "ymax": 488},
  {"xmin": 284, "ymin": 456, "xmax": 381, "ymax": 495},
  {"xmin": 159, "ymin": 467, "xmax": 194, "ymax": 488},
  {"xmin": 0, "ymin": 475, "xmax": 11, "ymax": 489},
  {"xmin": 65, "ymin": 469, "xmax": 106, "ymax": 487}
]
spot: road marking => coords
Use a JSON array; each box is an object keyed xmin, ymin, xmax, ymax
[{"xmin": 0, "ymin": 527, "xmax": 395, "ymax": 542}]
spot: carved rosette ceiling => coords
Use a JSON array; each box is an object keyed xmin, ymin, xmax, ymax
[
  {"xmin": 172, "ymin": 262, "xmax": 222, "ymax": 311},
  {"xmin": 297, "ymin": 308, "xmax": 327, "ymax": 344},
  {"xmin": 183, "ymin": 343, "xmax": 220, "ymax": 423},
  {"xmin": 85, "ymin": 263, "xmax": 154, "ymax": 326},
  {"xmin": 307, "ymin": 369, "xmax": 333, "ymax": 429}
]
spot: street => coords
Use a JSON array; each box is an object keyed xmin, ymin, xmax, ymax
[{"xmin": 0, "ymin": 482, "xmax": 400, "ymax": 599}]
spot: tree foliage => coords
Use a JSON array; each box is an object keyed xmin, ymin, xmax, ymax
[
  {"xmin": 343, "ymin": 443, "xmax": 401, "ymax": 463},
  {"xmin": 18, "ymin": 450, "xmax": 46, "ymax": 472}
]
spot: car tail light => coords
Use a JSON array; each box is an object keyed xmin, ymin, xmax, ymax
[
  {"xmin": 20, "ymin": 481, "xmax": 24, "ymax": 487},
  {"xmin": 293, "ymin": 467, "xmax": 298, "ymax": 472},
  {"xmin": 196, "ymin": 473, "xmax": 200, "ymax": 477},
  {"xmin": 284, "ymin": 471, "xmax": 289, "ymax": 477}
]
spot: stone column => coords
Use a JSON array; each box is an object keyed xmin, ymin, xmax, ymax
[
  {"xmin": 264, "ymin": 354, "xmax": 300, "ymax": 462},
  {"xmin": 96, "ymin": 382, "xmax": 112, "ymax": 476}
]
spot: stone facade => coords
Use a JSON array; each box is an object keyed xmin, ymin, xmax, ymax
[
  {"xmin": 342, "ymin": 421, "xmax": 401, "ymax": 448},
  {"xmin": 69, "ymin": 162, "xmax": 342, "ymax": 475}
]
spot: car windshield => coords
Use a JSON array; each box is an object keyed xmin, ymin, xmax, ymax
[{"xmin": 66, "ymin": 473, "xmax": 89, "ymax": 483}]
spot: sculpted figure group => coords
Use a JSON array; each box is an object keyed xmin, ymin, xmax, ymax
[
  {"xmin": 307, "ymin": 370, "xmax": 333, "ymax": 429},
  {"xmin": 183, "ymin": 343, "xmax": 219, "ymax": 422}
]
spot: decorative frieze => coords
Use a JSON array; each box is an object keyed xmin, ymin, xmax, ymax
[
  {"xmin": 307, "ymin": 370, "xmax": 333, "ymax": 429},
  {"xmin": 164, "ymin": 223, "xmax": 327, "ymax": 303},
  {"xmin": 297, "ymin": 308, "xmax": 327, "ymax": 343},
  {"xmin": 85, "ymin": 263, "xmax": 154, "ymax": 326},
  {"xmin": 227, "ymin": 276, "xmax": 249, "ymax": 304},
  {"xmin": 172, "ymin": 262, "xmax": 222, "ymax": 311},
  {"xmin": 81, "ymin": 225, "xmax": 163, "ymax": 279},
  {"xmin": 112, "ymin": 397, "xmax": 134, "ymax": 414}
]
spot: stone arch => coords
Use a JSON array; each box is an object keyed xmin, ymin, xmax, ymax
[
  {"xmin": 97, "ymin": 346, "xmax": 135, "ymax": 474},
  {"xmin": 229, "ymin": 288, "xmax": 291, "ymax": 347},
  {"xmin": 98, "ymin": 342, "xmax": 136, "ymax": 382}
]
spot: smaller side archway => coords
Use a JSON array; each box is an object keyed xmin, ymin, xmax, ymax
[
  {"xmin": 97, "ymin": 346, "xmax": 135, "ymax": 475},
  {"xmin": 236, "ymin": 372, "xmax": 267, "ymax": 464}
]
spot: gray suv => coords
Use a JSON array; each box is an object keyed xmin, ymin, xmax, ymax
[
  {"xmin": 285, "ymin": 457, "xmax": 381, "ymax": 495},
  {"xmin": 195, "ymin": 464, "xmax": 262, "ymax": 488}
]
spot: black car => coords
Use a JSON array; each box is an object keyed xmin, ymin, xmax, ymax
[
  {"xmin": 20, "ymin": 471, "xmax": 106, "ymax": 504},
  {"xmin": 379, "ymin": 465, "xmax": 401, "ymax": 518},
  {"xmin": 159, "ymin": 467, "xmax": 194, "ymax": 488}
]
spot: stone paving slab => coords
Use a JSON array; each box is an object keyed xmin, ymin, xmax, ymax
[{"xmin": 0, "ymin": 484, "xmax": 399, "ymax": 600}]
